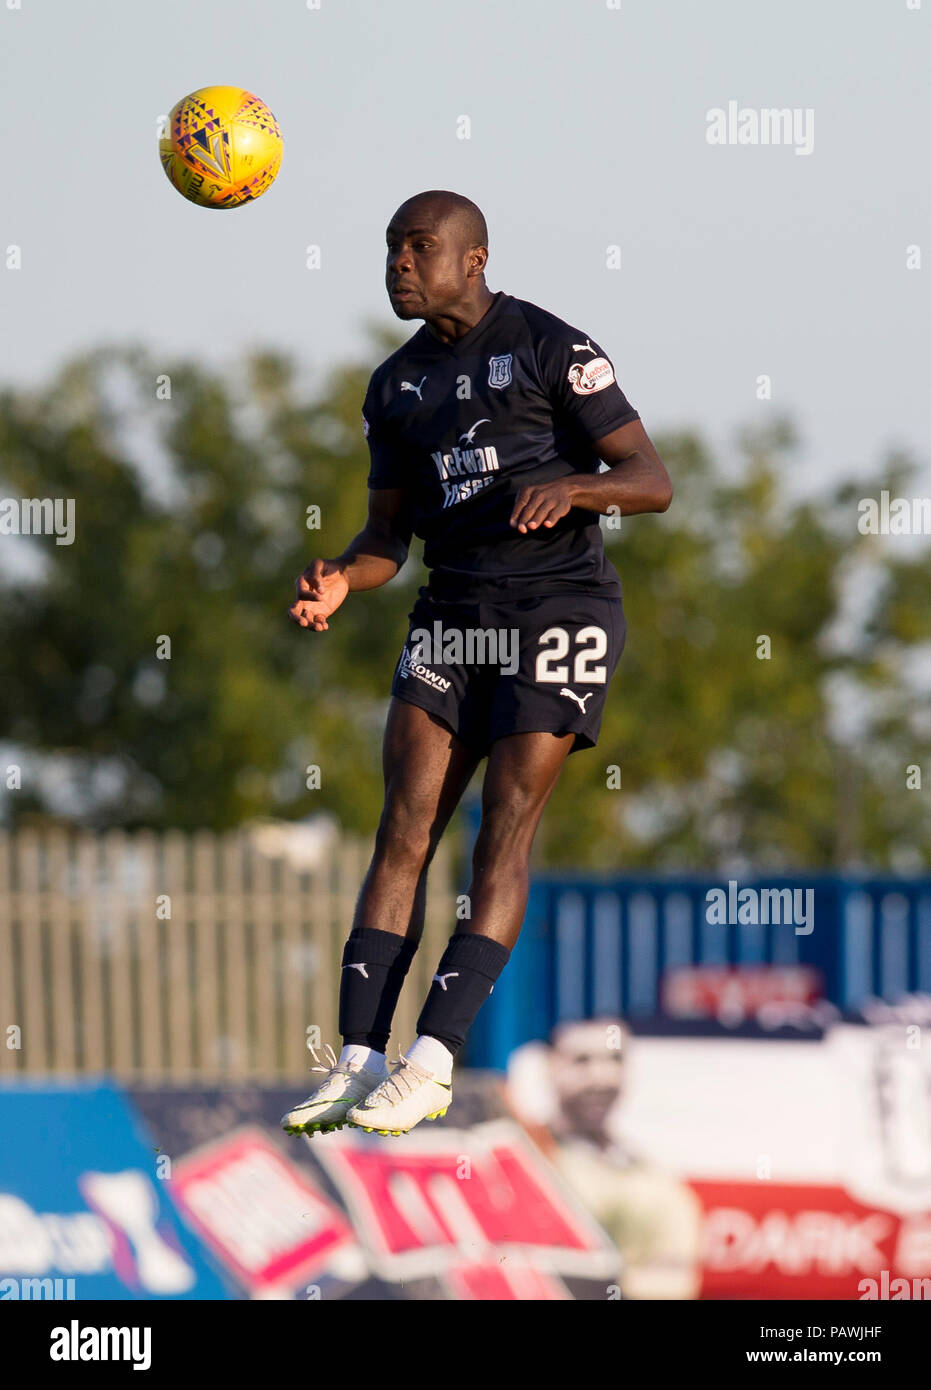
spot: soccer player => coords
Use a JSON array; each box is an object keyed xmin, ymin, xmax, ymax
[{"xmin": 281, "ymin": 190, "xmax": 671, "ymax": 1138}]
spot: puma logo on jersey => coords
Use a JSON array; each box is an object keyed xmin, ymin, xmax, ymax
[
  {"xmin": 459, "ymin": 418, "xmax": 490, "ymax": 445},
  {"xmin": 342, "ymin": 962, "xmax": 369, "ymax": 978},
  {"xmin": 572, "ymin": 339, "xmax": 596, "ymax": 355},
  {"xmin": 400, "ymin": 376, "xmax": 427, "ymax": 400},
  {"xmin": 432, "ymin": 971, "xmax": 459, "ymax": 991},
  {"xmin": 559, "ymin": 688, "xmax": 594, "ymax": 713}
]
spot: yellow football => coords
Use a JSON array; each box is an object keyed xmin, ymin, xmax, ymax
[{"xmin": 159, "ymin": 86, "xmax": 282, "ymax": 209}]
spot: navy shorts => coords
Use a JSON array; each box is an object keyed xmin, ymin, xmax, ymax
[{"xmin": 390, "ymin": 591, "xmax": 626, "ymax": 757}]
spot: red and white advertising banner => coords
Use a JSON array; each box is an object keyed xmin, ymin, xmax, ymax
[
  {"xmin": 694, "ymin": 1181, "xmax": 931, "ymax": 1299},
  {"xmin": 312, "ymin": 1119, "xmax": 618, "ymax": 1299},
  {"xmin": 171, "ymin": 1127, "xmax": 353, "ymax": 1297},
  {"xmin": 620, "ymin": 1024, "xmax": 931, "ymax": 1298},
  {"xmin": 662, "ymin": 965, "xmax": 823, "ymax": 1024}
]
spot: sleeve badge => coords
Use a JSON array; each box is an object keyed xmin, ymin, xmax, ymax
[{"xmin": 568, "ymin": 357, "xmax": 616, "ymax": 395}]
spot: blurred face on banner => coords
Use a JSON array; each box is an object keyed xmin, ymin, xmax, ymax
[{"xmin": 550, "ymin": 1020, "xmax": 628, "ymax": 1142}]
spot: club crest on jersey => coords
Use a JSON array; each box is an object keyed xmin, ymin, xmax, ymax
[
  {"xmin": 488, "ymin": 353, "xmax": 513, "ymax": 390},
  {"xmin": 568, "ymin": 356, "xmax": 616, "ymax": 395}
]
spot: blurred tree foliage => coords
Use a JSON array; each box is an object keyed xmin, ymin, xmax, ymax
[{"xmin": 0, "ymin": 345, "xmax": 928, "ymax": 871}]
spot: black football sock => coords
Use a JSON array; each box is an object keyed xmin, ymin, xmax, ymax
[
  {"xmin": 416, "ymin": 932, "xmax": 511, "ymax": 1057},
  {"xmin": 339, "ymin": 926, "xmax": 418, "ymax": 1053}
]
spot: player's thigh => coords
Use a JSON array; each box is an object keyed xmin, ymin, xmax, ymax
[
  {"xmin": 480, "ymin": 729, "xmax": 573, "ymax": 833},
  {"xmin": 381, "ymin": 697, "xmax": 479, "ymax": 836}
]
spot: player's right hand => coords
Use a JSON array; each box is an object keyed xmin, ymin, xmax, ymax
[{"xmin": 288, "ymin": 559, "xmax": 350, "ymax": 632}]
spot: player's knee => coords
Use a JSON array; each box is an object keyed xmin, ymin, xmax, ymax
[
  {"xmin": 474, "ymin": 800, "xmax": 539, "ymax": 863},
  {"xmin": 471, "ymin": 836, "xmax": 532, "ymax": 887},
  {"xmin": 482, "ymin": 780, "xmax": 545, "ymax": 829},
  {"xmin": 373, "ymin": 804, "xmax": 435, "ymax": 869}
]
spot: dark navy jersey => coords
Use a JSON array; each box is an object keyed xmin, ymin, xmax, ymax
[{"xmin": 362, "ymin": 291, "xmax": 639, "ymax": 600}]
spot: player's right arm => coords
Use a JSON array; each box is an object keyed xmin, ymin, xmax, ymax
[
  {"xmin": 288, "ymin": 488, "xmax": 412, "ymax": 631},
  {"xmin": 289, "ymin": 368, "xmax": 413, "ymax": 631}
]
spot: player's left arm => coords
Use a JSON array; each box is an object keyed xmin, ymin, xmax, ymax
[{"xmin": 510, "ymin": 419, "xmax": 672, "ymax": 533}]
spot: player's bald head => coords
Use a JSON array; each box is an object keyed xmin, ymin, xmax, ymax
[
  {"xmin": 385, "ymin": 191, "xmax": 491, "ymax": 322},
  {"xmin": 390, "ymin": 190, "xmax": 488, "ymax": 252}
]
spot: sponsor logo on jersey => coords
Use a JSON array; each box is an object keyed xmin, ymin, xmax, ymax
[
  {"xmin": 431, "ymin": 421, "xmax": 501, "ymax": 510},
  {"xmin": 459, "ymin": 418, "xmax": 490, "ymax": 444},
  {"xmin": 488, "ymin": 354, "xmax": 513, "ymax": 389},
  {"xmin": 398, "ymin": 642, "xmax": 452, "ymax": 693},
  {"xmin": 361, "ymin": 413, "xmax": 370, "ymax": 438},
  {"xmin": 568, "ymin": 356, "xmax": 616, "ymax": 395}
]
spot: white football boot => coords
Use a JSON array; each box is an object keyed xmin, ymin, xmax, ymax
[
  {"xmin": 281, "ymin": 1045, "xmax": 385, "ymax": 1136},
  {"xmin": 345, "ymin": 1054, "xmax": 452, "ymax": 1136}
]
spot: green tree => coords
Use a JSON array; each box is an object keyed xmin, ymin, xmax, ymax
[
  {"xmin": 1, "ymin": 348, "xmax": 928, "ymax": 871},
  {"xmin": 540, "ymin": 426, "xmax": 931, "ymax": 870},
  {"xmin": 0, "ymin": 343, "xmax": 411, "ymax": 829}
]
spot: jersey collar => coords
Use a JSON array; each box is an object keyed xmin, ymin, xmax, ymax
[{"xmin": 419, "ymin": 291, "xmax": 509, "ymax": 355}]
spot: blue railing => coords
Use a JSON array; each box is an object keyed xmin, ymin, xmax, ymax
[{"xmin": 467, "ymin": 876, "xmax": 931, "ymax": 1069}]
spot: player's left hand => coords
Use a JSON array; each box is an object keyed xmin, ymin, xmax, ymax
[{"xmin": 509, "ymin": 479, "xmax": 576, "ymax": 533}]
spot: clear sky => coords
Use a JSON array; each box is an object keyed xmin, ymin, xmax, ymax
[{"xmin": 1, "ymin": 0, "xmax": 928, "ymax": 492}]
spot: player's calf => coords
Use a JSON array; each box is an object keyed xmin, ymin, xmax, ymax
[{"xmin": 347, "ymin": 933, "xmax": 511, "ymax": 1136}]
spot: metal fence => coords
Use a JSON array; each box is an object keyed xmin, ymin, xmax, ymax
[
  {"xmin": 0, "ymin": 828, "xmax": 457, "ymax": 1080},
  {"xmin": 8, "ymin": 840, "xmax": 929, "ymax": 1079},
  {"xmin": 470, "ymin": 875, "xmax": 931, "ymax": 1068}
]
